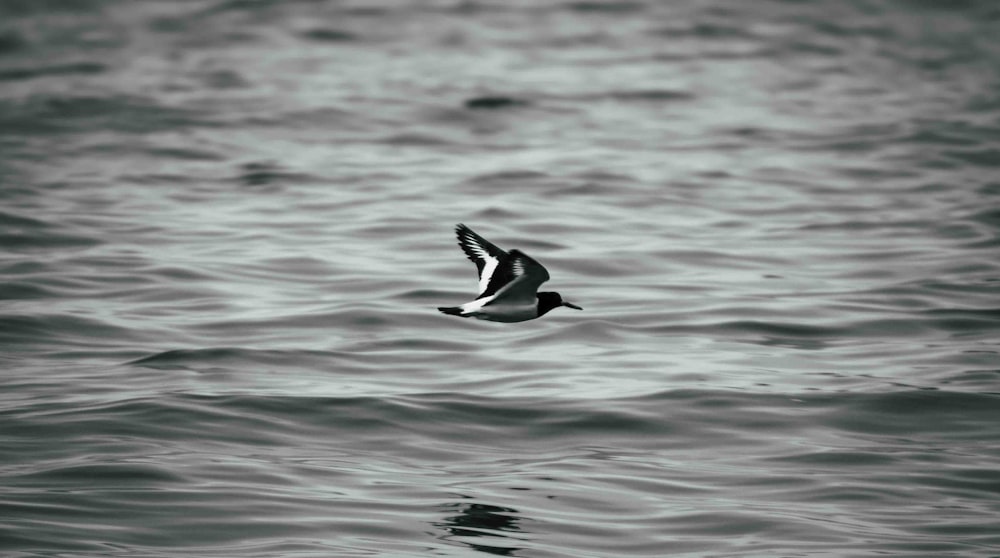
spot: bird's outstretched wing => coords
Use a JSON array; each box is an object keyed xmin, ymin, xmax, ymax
[
  {"xmin": 483, "ymin": 249, "xmax": 550, "ymax": 306},
  {"xmin": 455, "ymin": 224, "xmax": 509, "ymax": 297}
]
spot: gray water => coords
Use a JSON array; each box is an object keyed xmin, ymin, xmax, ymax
[{"xmin": 2, "ymin": 1, "xmax": 1000, "ymax": 556}]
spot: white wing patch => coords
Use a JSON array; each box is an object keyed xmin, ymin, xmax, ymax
[
  {"xmin": 478, "ymin": 256, "xmax": 499, "ymax": 296},
  {"xmin": 460, "ymin": 294, "xmax": 497, "ymax": 313},
  {"xmin": 462, "ymin": 233, "xmax": 501, "ymax": 295}
]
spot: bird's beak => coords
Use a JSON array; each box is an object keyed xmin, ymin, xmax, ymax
[{"xmin": 563, "ymin": 301, "xmax": 582, "ymax": 310}]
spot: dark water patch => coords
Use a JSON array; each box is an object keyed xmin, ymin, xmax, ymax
[
  {"xmin": 464, "ymin": 96, "xmax": 529, "ymax": 110},
  {"xmin": 944, "ymin": 148, "xmax": 1000, "ymax": 167},
  {"xmin": 968, "ymin": 208, "xmax": 1000, "ymax": 228},
  {"xmin": 0, "ymin": 30, "xmax": 27, "ymax": 53},
  {"xmin": 233, "ymin": 161, "xmax": 318, "ymax": 187},
  {"xmin": 0, "ymin": 62, "xmax": 106, "ymax": 82},
  {"xmin": 466, "ymin": 207, "xmax": 520, "ymax": 223},
  {"xmin": 0, "ymin": 260, "xmax": 55, "ymax": 278},
  {"xmin": 901, "ymin": 127, "xmax": 981, "ymax": 147},
  {"xmin": 0, "ymin": 228, "xmax": 102, "ymax": 251},
  {"xmin": 200, "ymin": 0, "xmax": 285, "ymax": 16},
  {"xmin": 0, "ymin": 313, "xmax": 147, "ymax": 351},
  {"xmin": 797, "ymin": 218, "xmax": 928, "ymax": 232},
  {"xmin": 921, "ymin": 307, "xmax": 1000, "ymax": 334},
  {"xmin": 769, "ymin": 450, "xmax": 899, "ymax": 467},
  {"xmin": 934, "ymin": 468, "xmax": 1000, "ymax": 494},
  {"xmin": 0, "ymin": 95, "xmax": 215, "ymax": 136},
  {"xmin": 650, "ymin": 20, "xmax": 760, "ymax": 40},
  {"xmin": 780, "ymin": 38, "xmax": 843, "ymax": 57},
  {"xmin": 939, "ymin": 367, "xmax": 1000, "ymax": 388},
  {"xmin": 0, "ymin": 281, "xmax": 57, "ymax": 300},
  {"xmin": 462, "ymin": 170, "xmax": 554, "ymax": 191},
  {"xmin": 571, "ymin": 169, "xmax": 637, "ymax": 183},
  {"xmin": 397, "ymin": 288, "xmax": 453, "ymax": 302},
  {"xmin": 380, "ymin": 392, "xmax": 677, "ymax": 445},
  {"xmin": 647, "ymin": 318, "xmax": 941, "ymax": 349},
  {"xmin": 378, "ymin": 132, "xmax": 457, "ymax": 147},
  {"xmin": 18, "ymin": 462, "xmax": 186, "ymax": 488},
  {"xmin": 811, "ymin": 19, "xmax": 895, "ymax": 39},
  {"xmin": 0, "ymin": 210, "xmax": 50, "ymax": 230},
  {"xmin": 4, "ymin": 394, "xmax": 319, "ymax": 447},
  {"xmin": 199, "ymin": 68, "xmax": 249, "ymax": 89},
  {"xmin": 299, "ymin": 28, "xmax": 359, "ymax": 43},
  {"xmin": 340, "ymin": 5, "xmax": 390, "ymax": 17},
  {"xmin": 548, "ymin": 181, "xmax": 621, "ymax": 198},
  {"xmin": 609, "ymin": 89, "xmax": 696, "ymax": 103},
  {"xmin": 830, "ymin": 390, "xmax": 1000, "ymax": 437},
  {"xmin": 710, "ymin": 320, "xmax": 846, "ymax": 345},
  {"xmin": 895, "ymin": 0, "xmax": 999, "ymax": 14},
  {"xmin": 147, "ymin": 14, "xmax": 191, "ymax": 34},
  {"xmin": 892, "ymin": 278, "xmax": 1000, "ymax": 308},
  {"xmin": 254, "ymin": 256, "xmax": 335, "ymax": 278},
  {"xmin": 565, "ymin": 1, "xmax": 645, "ymax": 14},
  {"xmin": 358, "ymin": 337, "xmax": 474, "ymax": 353},
  {"xmin": 147, "ymin": 10, "xmax": 262, "ymax": 47},
  {"xmin": 122, "ymin": 172, "xmax": 196, "ymax": 186},
  {"xmin": 0, "ymin": 0, "xmax": 109, "ymax": 16},
  {"xmin": 130, "ymin": 347, "xmax": 347, "ymax": 370},
  {"xmin": 244, "ymin": 106, "xmax": 367, "ymax": 131},
  {"xmin": 555, "ymin": 89, "xmax": 696, "ymax": 105},
  {"xmin": 145, "ymin": 146, "xmax": 226, "ymax": 161}
]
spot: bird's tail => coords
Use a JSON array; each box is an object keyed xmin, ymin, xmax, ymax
[{"xmin": 438, "ymin": 306, "xmax": 464, "ymax": 316}]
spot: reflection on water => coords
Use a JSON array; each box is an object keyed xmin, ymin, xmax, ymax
[{"xmin": 438, "ymin": 501, "xmax": 525, "ymax": 556}]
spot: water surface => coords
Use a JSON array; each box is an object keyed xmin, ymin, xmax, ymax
[{"xmin": 2, "ymin": 1, "xmax": 999, "ymax": 556}]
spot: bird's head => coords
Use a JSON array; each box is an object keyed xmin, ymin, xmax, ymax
[{"xmin": 537, "ymin": 292, "xmax": 583, "ymax": 316}]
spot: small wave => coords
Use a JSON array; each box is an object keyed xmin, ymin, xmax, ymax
[
  {"xmin": 144, "ymin": 146, "xmax": 225, "ymax": 161},
  {"xmin": 0, "ymin": 281, "xmax": 57, "ymax": 300},
  {"xmin": 650, "ymin": 21, "xmax": 759, "ymax": 40},
  {"xmin": 377, "ymin": 132, "xmax": 457, "ymax": 146},
  {"xmin": 461, "ymin": 170, "xmax": 557, "ymax": 192},
  {"xmin": 233, "ymin": 161, "xmax": 320, "ymax": 187},
  {"xmin": 609, "ymin": 90, "xmax": 695, "ymax": 102},
  {"xmin": 0, "ymin": 313, "xmax": 143, "ymax": 350},
  {"xmin": 0, "ymin": 210, "xmax": 102, "ymax": 251},
  {"xmin": 565, "ymin": 1, "xmax": 644, "ymax": 14},
  {"xmin": 299, "ymin": 28, "xmax": 359, "ymax": 43},
  {"xmin": 464, "ymin": 96, "xmax": 530, "ymax": 110},
  {"xmin": 944, "ymin": 148, "xmax": 1000, "ymax": 168},
  {"xmin": 921, "ymin": 307, "xmax": 1000, "ymax": 334},
  {"xmin": 130, "ymin": 347, "xmax": 352, "ymax": 369},
  {"xmin": 0, "ymin": 62, "xmax": 105, "ymax": 82},
  {"xmin": 20, "ymin": 462, "xmax": 186, "ymax": 487},
  {"xmin": 0, "ymin": 30, "xmax": 26, "ymax": 53},
  {"xmin": 0, "ymin": 94, "xmax": 216, "ymax": 136}
]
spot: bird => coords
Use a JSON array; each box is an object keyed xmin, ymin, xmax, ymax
[{"xmin": 438, "ymin": 224, "xmax": 582, "ymax": 322}]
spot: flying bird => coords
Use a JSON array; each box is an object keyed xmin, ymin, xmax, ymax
[{"xmin": 438, "ymin": 224, "xmax": 582, "ymax": 322}]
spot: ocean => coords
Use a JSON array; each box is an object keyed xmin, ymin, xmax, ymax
[{"xmin": 2, "ymin": 0, "xmax": 999, "ymax": 556}]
